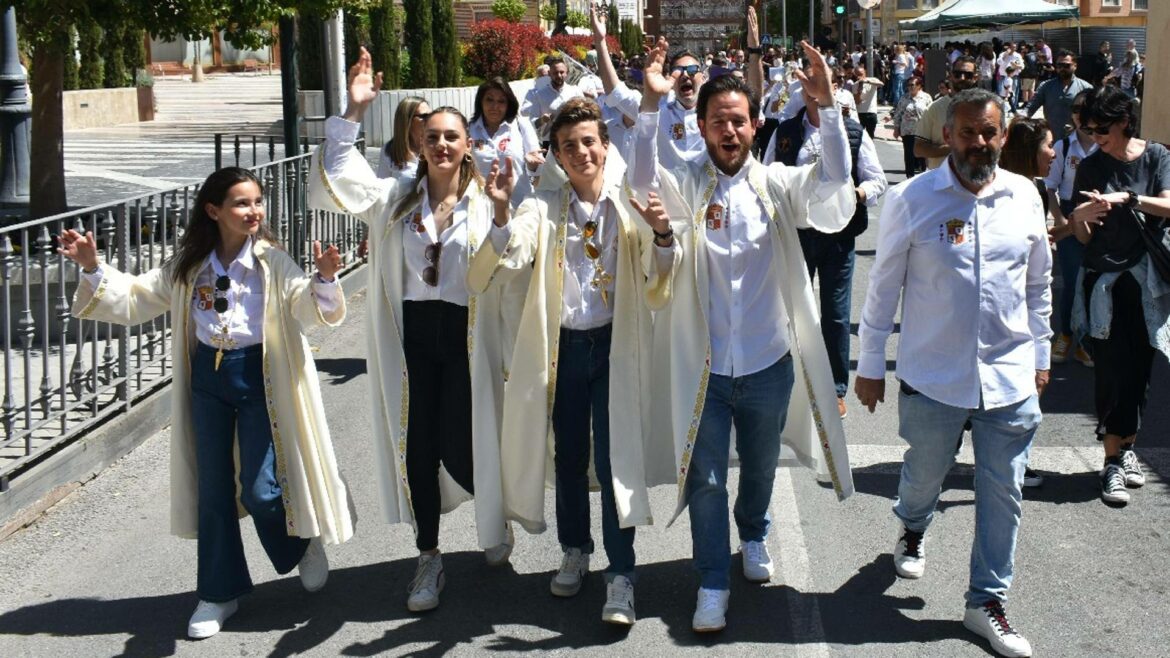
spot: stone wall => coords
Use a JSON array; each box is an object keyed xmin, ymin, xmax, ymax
[{"xmin": 62, "ymin": 88, "xmax": 140, "ymax": 131}]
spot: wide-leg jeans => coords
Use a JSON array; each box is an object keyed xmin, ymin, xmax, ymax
[{"xmin": 192, "ymin": 343, "xmax": 309, "ymax": 603}]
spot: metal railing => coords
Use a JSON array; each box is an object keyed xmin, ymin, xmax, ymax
[
  {"xmin": 0, "ymin": 151, "xmax": 365, "ymax": 489},
  {"xmin": 213, "ymin": 134, "xmax": 363, "ymax": 169}
]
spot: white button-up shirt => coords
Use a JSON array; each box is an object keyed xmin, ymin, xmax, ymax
[
  {"xmin": 401, "ymin": 185, "xmax": 476, "ymax": 306},
  {"xmin": 83, "ymin": 237, "xmax": 342, "ymax": 349},
  {"xmin": 562, "ymin": 191, "xmax": 618, "ymax": 330},
  {"xmin": 793, "ymin": 116, "xmax": 887, "ymax": 207},
  {"xmin": 702, "ymin": 163, "xmax": 792, "ymax": 377},
  {"xmin": 521, "ymin": 82, "xmax": 583, "ymax": 141},
  {"xmin": 1044, "ymin": 131, "xmax": 1098, "ymax": 202},
  {"xmin": 469, "ymin": 116, "xmax": 539, "ymax": 205},
  {"xmin": 857, "ymin": 162, "xmax": 1054, "ymax": 409},
  {"xmin": 603, "ymin": 83, "xmax": 705, "ymax": 171}
]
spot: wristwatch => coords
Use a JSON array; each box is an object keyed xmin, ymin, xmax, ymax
[
  {"xmin": 1124, "ymin": 190, "xmax": 1139, "ymax": 208},
  {"xmin": 746, "ymin": 46, "xmax": 763, "ymax": 56}
]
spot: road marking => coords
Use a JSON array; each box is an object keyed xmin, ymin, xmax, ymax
[
  {"xmin": 772, "ymin": 467, "xmax": 831, "ymax": 657},
  {"xmin": 845, "ymin": 444, "xmax": 1168, "ymax": 475},
  {"xmin": 62, "ymin": 163, "xmax": 185, "ymax": 189}
]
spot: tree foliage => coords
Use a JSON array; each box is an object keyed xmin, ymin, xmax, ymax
[
  {"xmin": 491, "ymin": 0, "xmax": 527, "ymax": 23},
  {"xmin": 76, "ymin": 21, "xmax": 103, "ymax": 89},
  {"xmin": 618, "ymin": 19, "xmax": 643, "ymax": 58},
  {"xmin": 368, "ymin": 2, "xmax": 403, "ymax": 89},
  {"xmin": 403, "ymin": 0, "xmax": 436, "ymax": 87},
  {"xmin": 431, "ymin": 0, "xmax": 459, "ymax": 87}
]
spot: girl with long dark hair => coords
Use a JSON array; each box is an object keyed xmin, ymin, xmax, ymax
[
  {"xmin": 309, "ymin": 48, "xmax": 524, "ymax": 612},
  {"xmin": 58, "ymin": 167, "xmax": 355, "ymax": 639},
  {"xmin": 469, "ymin": 77, "xmax": 542, "ymax": 205}
]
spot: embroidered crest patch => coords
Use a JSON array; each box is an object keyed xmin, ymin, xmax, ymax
[
  {"xmin": 1069, "ymin": 155, "xmax": 1081, "ymax": 170},
  {"xmin": 706, "ymin": 203, "xmax": 725, "ymax": 230},
  {"xmin": 194, "ymin": 286, "xmax": 214, "ymax": 311},
  {"xmin": 411, "ymin": 212, "xmax": 426, "ymax": 233},
  {"xmin": 497, "ymin": 137, "xmax": 511, "ymax": 153},
  {"xmin": 940, "ymin": 218, "xmax": 970, "ymax": 245},
  {"xmin": 671, "ymin": 122, "xmax": 685, "ymax": 140}
]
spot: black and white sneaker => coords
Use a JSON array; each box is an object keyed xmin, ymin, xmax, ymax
[
  {"xmin": 963, "ymin": 601, "xmax": 1032, "ymax": 657},
  {"xmin": 1100, "ymin": 462, "xmax": 1130, "ymax": 505},
  {"xmin": 1021, "ymin": 467, "xmax": 1043, "ymax": 488},
  {"xmin": 1120, "ymin": 448, "xmax": 1146, "ymax": 488},
  {"xmin": 893, "ymin": 526, "xmax": 925, "ymax": 579}
]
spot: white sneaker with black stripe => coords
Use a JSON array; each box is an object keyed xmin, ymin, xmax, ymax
[
  {"xmin": 1121, "ymin": 448, "xmax": 1146, "ymax": 487},
  {"xmin": 1100, "ymin": 462, "xmax": 1130, "ymax": 505},
  {"xmin": 963, "ymin": 601, "xmax": 1032, "ymax": 657},
  {"xmin": 893, "ymin": 526, "xmax": 926, "ymax": 579}
]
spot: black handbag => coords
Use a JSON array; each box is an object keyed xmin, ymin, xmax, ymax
[{"xmin": 1130, "ymin": 206, "xmax": 1170, "ymax": 283}]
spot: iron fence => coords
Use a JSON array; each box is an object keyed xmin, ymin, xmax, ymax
[{"xmin": 0, "ymin": 151, "xmax": 365, "ymax": 489}]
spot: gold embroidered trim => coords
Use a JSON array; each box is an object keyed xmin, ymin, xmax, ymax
[
  {"xmin": 316, "ymin": 142, "xmax": 356, "ymax": 215},
  {"xmin": 77, "ymin": 270, "xmax": 111, "ymax": 319},
  {"xmin": 257, "ymin": 260, "xmax": 297, "ymax": 535},
  {"xmin": 546, "ymin": 189, "xmax": 571, "ymax": 421},
  {"xmin": 676, "ymin": 347, "xmax": 712, "ymax": 508},
  {"xmin": 397, "ymin": 366, "xmax": 413, "ymax": 511}
]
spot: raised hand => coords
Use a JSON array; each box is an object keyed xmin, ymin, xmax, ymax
[
  {"xmin": 486, "ymin": 157, "xmax": 515, "ymax": 212},
  {"xmin": 642, "ymin": 38, "xmax": 675, "ymax": 105},
  {"xmin": 590, "ymin": 2, "xmax": 606, "ymax": 42},
  {"xmin": 314, "ymin": 240, "xmax": 342, "ymax": 281},
  {"xmin": 629, "ymin": 192, "xmax": 670, "ymax": 235},
  {"xmin": 344, "ymin": 46, "xmax": 383, "ymax": 122},
  {"xmin": 794, "ymin": 40, "xmax": 833, "ymax": 107},
  {"xmin": 747, "ymin": 5, "xmax": 760, "ymax": 49},
  {"xmin": 57, "ymin": 229, "xmax": 99, "ymax": 271}
]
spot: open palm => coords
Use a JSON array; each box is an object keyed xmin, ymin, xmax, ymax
[
  {"xmin": 643, "ymin": 39, "xmax": 676, "ymax": 97},
  {"xmin": 347, "ymin": 47, "xmax": 383, "ymax": 113}
]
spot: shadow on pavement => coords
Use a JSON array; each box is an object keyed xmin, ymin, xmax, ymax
[
  {"xmin": 840, "ymin": 463, "xmax": 1101, "ymax": 506},
  {"xmin": 313, "ymin": 357, "xmax": 368, "ymax": 386},
  {"xmin": 0, "ymin": 551, "xmax": 996, "ymax": 656}
]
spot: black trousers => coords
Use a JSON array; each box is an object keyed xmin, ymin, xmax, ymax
[
  {"xmin": 901, "ymin": 134, "xmax": 925, "ymax": 177},
  {"xmin": 755, "ymin": 118, "xmax": 779, "ymax": 160},
  {"xmin": 858, "ymin": 112, "xmax": 877, "ymax": 139},
  {"xmin": 1084, "ymin": 271, "xmax": 1155, "ymax": 439},
  {"xmin": 403, "ymin": 300, "xmax": 474, "ymax": 551}
]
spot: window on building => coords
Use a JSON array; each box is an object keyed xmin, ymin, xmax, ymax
[
  {"xmin": 1101, "ymin": 0, "xmax": 1120, "ymax": 7},
  {"xmin": 896, "ymin": 0, "xmax": 917, "ymax": 9},
  {"xmin": 1134, "ymin": 0, "xmax": 1148, "ymax": 10}
]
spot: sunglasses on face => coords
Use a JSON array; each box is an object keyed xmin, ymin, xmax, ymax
[
  {"xmin": 423, "ymin": 242, "xmax": 442, "ymax": 287},
  {"xmin": 213, "ymin": 275, "xmax": 230, "ymax": 313},
  {"xmin": 672, "ymin": 64, "xmax": 701, "ymax": 76},
  {"xmin": 1086, "ymin": 124, "xmax": 1113, "ymax": 136},
  {"xmin": 952, "ymin": 70, "xmax": 976, "ymax": 80},
  {"xmin": 412, "ymin": 111, "xmax": 431, "ymax": 122},
  {"xmin": 1055, "ymin": 62, "xmax": 1074, "ymax": 69}
]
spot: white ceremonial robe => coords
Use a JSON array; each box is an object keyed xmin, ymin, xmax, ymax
[
  {"xmin": 308, "ymin": 136, "xmax": 521, "ymax": 550},
  {"xmin": 469, "ymin": 146, "xmax": 674, "ymax": 534},
  {"xmin": 71, "ymin": 240, "xmax": 355, "ymax": 545},
  {"xmin": 632, "ymin": 148, "xmax": 858, "ymax": 524}
]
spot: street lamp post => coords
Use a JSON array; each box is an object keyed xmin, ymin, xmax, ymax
[{"xmin": 0, "ymin": 5, "xmax": 30, "ymax": 208}]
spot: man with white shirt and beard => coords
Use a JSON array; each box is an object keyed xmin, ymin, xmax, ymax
[
  {"xmin": 855, "ymin": 88, "xmax": 1052, "ymax": 658},
  {"xmin": 522, "ymin": 55, "xmax": 583, "ymax": 148},
  {"xmin": 628, "ymin": 8, "xmax": 855, "ymax": 633}
]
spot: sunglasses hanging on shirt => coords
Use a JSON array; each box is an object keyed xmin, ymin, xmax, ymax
[{"xmin": 423, "ymin": 241, "xmax": 442, "ymax": 287}]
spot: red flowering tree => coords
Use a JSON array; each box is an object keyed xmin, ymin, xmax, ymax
[
  {"xmin": 465, "ymin": 19, "xmax": 550, "ymax": 81},
  {"xmin": 550, "ymin": 33, "xmax": 620, "ymax": 62}
]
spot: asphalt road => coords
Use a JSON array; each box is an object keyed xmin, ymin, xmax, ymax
[{"xmin": 1, "ymin": 139, "xmax": 1168, "ymax": 657}]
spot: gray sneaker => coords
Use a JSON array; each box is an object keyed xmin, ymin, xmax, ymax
[
  {"xmin": 1121, "ymin": 448, "xmax": 1146, "ymax": 488},
  {"xmin": 407, "ymin": 553, "xmax": 445, "ymax": 612},
  {"xmin": 550, "ymin": 548, "xmax": 589, "ymax": 597},
  {"xmin": 601, "ymin": 575, "xmax": 636, "ymax": 625},
  {"xmin": 1100, "ymin": 463, "xmax": 1130, "ymax": 505}
]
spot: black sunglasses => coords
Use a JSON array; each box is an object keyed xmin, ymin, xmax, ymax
[
  {"xmin": 413, "ymin": 111, "xmax": 432, "ymax": 122},
  {"xmin": 952, "ymin": 70, "xmax": 977, "ymax": 80},
  {"xmin": 672, "ymin": 64, "xmax": 701, "ymax": 76},
  {"xmin": 423, "ymin": 242, "xmax": 442, "ymax": 287},
  {"xmin": 1055, "ymin": 62, "xmax": 1074, "ymax": 69},
  {"xmin": 213, "ymin": 275, "xmax": 230, "ymax": 313},
  {"xmin": 1086, "ymin": 123, "xmax": 1113, "ymax": 136}
]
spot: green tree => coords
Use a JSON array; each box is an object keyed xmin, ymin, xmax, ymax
[
  {"xmin": 103, "ymin": 23, "xmax": 129, "ymax": 88},
  {"xmin": 403, "ymin": 0, "xmax": 435, "ymax": 87},
  {"xmin": 606, "ymin": 3, "xmax": 618, "ymax": 32},
  {"xmin": 431, "ymin": 0, "xmax": 458, "ymax": 87},
  {"xmin": 565, "ymin": 9, "xmax": 588, "ymax": 30},
  {"xmin": 343, "ymin": 8, "xmax": 369, "ymax": 74},
  {"xmin": 62, "ymin": 26, "xmax": 79, "ymax": 90},
  {"xmin": 619, "ymin": 19, "xmax": 643, "ymax": 58},
  {"xmin": 490, "ymin": 0, "xmax": 526, "ymax": 23},
  {"xmin": 296, "ymin": 11, "xmax": 324, "ymax": 90},
  {"xmin": 122, "ymin": 27, "xmax": 146, "ymax": 81},
  {"xmin": 76, "ymin": 20, "xmax": 102, "ymax": 89},
  {"xmin": 369, "ymin": 2, "xmax": 402, "ymax": 89}
]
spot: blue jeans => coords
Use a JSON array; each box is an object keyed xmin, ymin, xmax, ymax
[
  {"xmin": 1055, "ymin": 235, "xmax": 1085, "ymax": 336},
  {"xmin": 798, "ymin": 230, "xmax": 856, "ymax": 398},
  {"xmin": 894, "ymin": 388, "xmax": 1041, "ymax": 607},
  {"xmin": 890, "ymin": 72, "xmax": 906, "ymax": 108},
  {"xmin": 687, "ymin": 354, "xmax": 794, "ymax": 590},
  {"xmin": 192, "ymin": 343, "xmax": 309, "ymax": 602},
  {"xmin": 552, "ymin": 324, "xmax": 635, "ymax": 580}
]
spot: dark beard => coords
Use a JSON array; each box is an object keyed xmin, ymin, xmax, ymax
[{"xmin": 953, "ymin": 147, "xmax": 1000, "ymax": 186}]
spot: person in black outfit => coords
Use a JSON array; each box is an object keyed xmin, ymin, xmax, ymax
[{"xmin": 1069, "ymin": 86, "xmax": 1170, "ymax": 506}]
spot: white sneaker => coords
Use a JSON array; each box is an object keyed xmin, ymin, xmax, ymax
[
  {"xmin": 893, "ymin": 526, "xmax": 926, "ymax": 579},
  {"xmin": 484, "ymin": 523, "xmax": 515, "ymax": 566},
  {"xmin": 963, "ymin": 601, "xmax": 1033, "ymax": 657},
  {"xmin": 298, "ymin": 537, "xmax": 329, "ymax": 593},
  {"xmin": 740, "ymin": 540, "xmax": 774, "ymax": 582},
  {"xmin": 1121, "ymin": 449, "xmax": 1146, "ymax": 487},
  {"xmin": 407, "ymin": 553, "xmax": 445, "ymax": 612},
  {"xmin": 601, "ymin": 575, "xmax": 636, "ymax": 625},
  {"xmin": 1101, "ymin": 462, "xmax": 1130, "ymax": 505},
  {"xmin": 550, "ymin": 548, "xmax": 590, "ymax": 597},
  {"xmin": 692, "ymin": 587, "xmax": 730, "ymax": 632},
  {"xmin": 187, "ymin": 599, "xmax": 238, "ymax": 639}
]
